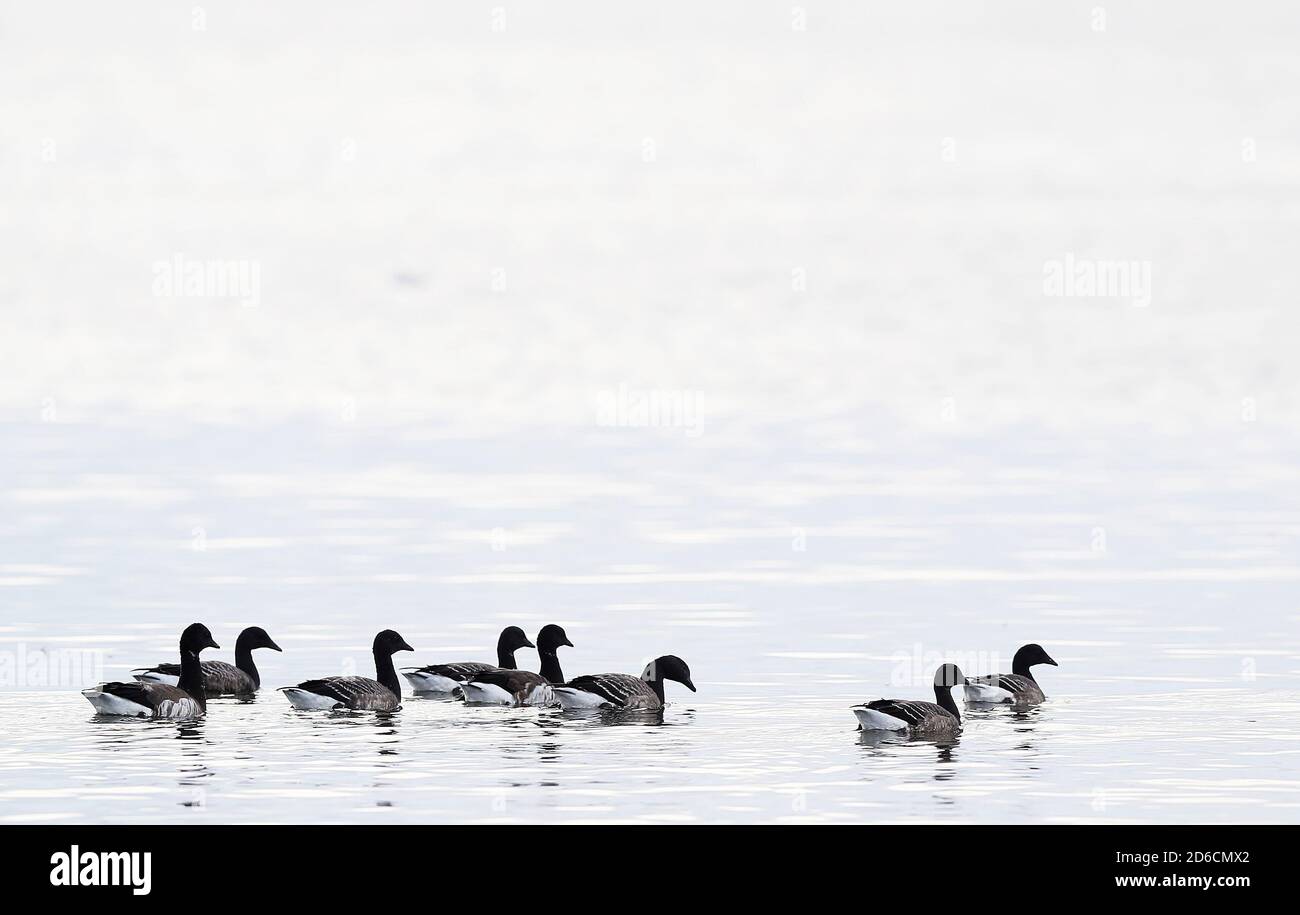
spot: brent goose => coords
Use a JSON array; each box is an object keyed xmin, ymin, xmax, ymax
[
  {"xmin": 132, "ymin": 626, "xmax": 282, "ymax": 696},
  {"xmin": 552, "ymin": 654, "xmax": 696, "ymax": 711},
  {"xmin": 280, "ymin": 630, "xmax": 413, "ymax": 711},
  {"xmin": 82, "ymin": 623, "xmax": 220, "ymax": 719},
  {"xmin": 964, "ymin": 643, "xmax": 1057, "ymax": 704},
  {"xmin": 852, "ymin": 663, "xmax": 965, "ymax": 735},
  {"xmin": 401, "ymin": 625, "xmax": 535, "ymax": 693},
  {"xmin": 460, "ymin": 624, "xmax": 573, "ymax": 706}
]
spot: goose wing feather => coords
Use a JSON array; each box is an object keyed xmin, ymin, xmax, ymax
[
  {"xmin": 865, "ymin": 698, "xmax": 951, "ymax": 728},
  {"xmin": 412, "ymin": 661, "xmax": 497, "ymax": 682},
  {"xmin": 868, "ymin": 701, "xmax": 961, "ymax": 738},
  {"xmin": 995, "ymin": 673, "xmax": 1037, "ymax": 693},
  {"xmin": 466, "ymin": 668, "xmax": 546, "ymax": 693},
  {"xmin": 292, "ymin": 676, "xmax": 398, "ymax": 710},
  {"xmin": 137, "ymin": 662, "xmax": 181, "ymax": 678},
  {"xmin": 969, "ymin": 672, "xmax": 1039, "ymax": 695},
  {"xmin": 132, "ymin": 659, "xmax": 254, "ymax": 695},
  {"xmin": 96, "ymin": 681, "xmax": 203, "ymax": 717},
  {"xmin": 564, "ymin": 673, "xmax": 655, "ymax": 708},
  {"xmin": 199, "ymin": 660, "xmax": 256, "ymax": 695}
]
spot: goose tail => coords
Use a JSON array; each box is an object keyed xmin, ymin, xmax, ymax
[
  {"xmin": 279, "ymin": 687, "xmax": 341, "ymax": 710},
  {"xmin": 552, "ymin": 686, "xmax": 605, "ymax": 710}
]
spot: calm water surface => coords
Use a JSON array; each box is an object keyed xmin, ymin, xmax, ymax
[{"xmin": 2, "ymin": 421, "xmax": 1298, "ymax": 824}]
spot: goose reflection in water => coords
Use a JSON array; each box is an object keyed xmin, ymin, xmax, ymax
[
  {"xmin": 857, "ymin": 728, "xmax": 961, "ymax": 759},
  {"xmin": 370, "ymin": 713, "xmax": 402, "ymax": 757},
  {"xmin": 177, "ymin": 762, "xmax": 212, "ymax": 788},
  {"xmin": 295, "ymin": 707, "xmax": 404, "ymax": 758},
  {"xmin": 1008, "ymin": 706, "xmax": 1044, "ymax": 754},
  {"xmin": 89, "ymin": 716, "xmax": 208, "ymax": 754},
  {"xmin": 966, "ymin": 700, "xmax": 1046, "ymax": 754},
  {"xmin": 301, "ymin": 707, "xmax": 402, "ymax": 725},
  {"xmin": 557, "ymin": 706, "xmax": 696, "ymax": 727},
  {"xmin": 538, "ymin": 744, "xmax": 561, "ymax": 765},
  {"xmin": 174, "ymin": 721, "xmax": 205, "ymax": 741},
  {"xmin": 930, "ymin": 741, "xmax": 959, "ymax": 777}
]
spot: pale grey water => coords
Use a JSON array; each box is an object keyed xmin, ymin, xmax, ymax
[
  {"xmin": 1, "ymin": 422, "xmax": 1298, "ymax": 823},
  {"xmin": 3, "ymin": 0, "xmax": 1300, "ymax": 823}
]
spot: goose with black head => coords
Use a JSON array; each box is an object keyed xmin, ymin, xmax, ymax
[
  {"xmin": 401, "ymin": 625, "xmax": 535, "ymax": 694},
  {"xmin": 553, "ymin": 654, "xmax": 696, "ymax": 711},
  {"xmin": 964, "ymin": 643, "xmax": 1057, "ymax": 704},
  {"xmin": 280, "ymin": 630, "xmax": 413, "ymax": 711},
  {"xmin": 82, "ymin": 623, "xmax": 220, "ymax": 719},
  {"xmin": 460, "ymin": 624, "xmax": 573, "ymax": 706},
  {"xmin": 852, "ymin": 663, "xmax": 965, "ymax": 736},
  {"xmin": 133, "ymin": 625, "xmax": 282, "ymax": 696}
]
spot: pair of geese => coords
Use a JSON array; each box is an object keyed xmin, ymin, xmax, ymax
[
  {"xmin": 852, "ymin": 644, "xmax": 1059, "ymax": 736},
  {"xmin": 81, "ymin": 622, "xmax": 696, "ymax": 719}
]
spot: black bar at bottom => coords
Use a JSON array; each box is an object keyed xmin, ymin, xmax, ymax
[{"xmin": 2, "ymin": 824, "xmax": 1280, "ymax": 898}]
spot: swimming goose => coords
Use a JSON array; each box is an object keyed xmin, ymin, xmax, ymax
[
  {"xmin": 401, "ymin": 625, "xmax": 535, "ymax": 693},
  {"xmin": 280, "ymin": 630, "xmax": 413, "ymax": 711},
  {"xmin": 82, "ymin": 623, "xmax": 220, "ymax": 719},
  {"xmin": 552, "ymin": 654, "xmax": 696, "ymax": 711},
  {"xmin": 852, "ymin": 663, "xmax": 965, "ymax": 735},
  {"xmin": 964, "ymin": 643, "xmax": 1057, "ymax": 704},
  {"xmin": 460, "ymin": 624, "xmax": 573, "ymax": 706},
  {"xmin": 132, "ymin": 626, "xmax": 282, "ymax": 696}
]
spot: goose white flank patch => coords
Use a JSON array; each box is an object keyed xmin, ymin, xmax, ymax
[
  {"xmin": 402, "ymin": 625, "xmax": 534, "ymax": 694},
  {"xmin": 964, "ymin": 643, "xmax": 1057, "ymax": 704},
  {"xmin": 83, "ymin": 623, "xmax": 220, "ymax": 719},
  {"xmin": 460, "ymin": 624, "xmax": 572, "ymax": 706},
  {"xmin": 553, "ymin": 654, "xmax": 696, "ymax": 711},
  {"xmin": 280, "ymin": 629, "xmax": 413, "ymax": 711},
  {"xmin": 133, "ymin": 625, "xmax": 282, "ymax": 696},
  {"xmin": 852, "ymin": 663, "xmax": 965, "ymax": 736}
]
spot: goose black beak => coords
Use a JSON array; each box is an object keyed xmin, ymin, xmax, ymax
[
  {"xmin": 207, "ymin": 640, "xmax": 221, "ymax": 650},
  {"xmin": 562, "ymin": 637, "xmax": 575, "ymax": 648},
  {"xmin": 398, "ymin": 640, "xmax": 414, "ymax": 653},
  {"xmin": 1045, "ymin": 656, "xmax": 1059, "ymax": 666},
  {"xmin": 522, "ymin": 638, "xmax": 536, "ymax": 649},
  {"xmin": 267, "ymin": 639, "xmax": 283, "ymax": 652},
  {"xmin": 682, "ymin": 678, "xmax": 697, "ymax": 692}
]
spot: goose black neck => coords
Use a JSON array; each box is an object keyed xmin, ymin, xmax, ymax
[
  {"xmin": 645, "ymin": 674, "xmax": 666, "ymax": 704},
  {"xmin": 933, "ymin": 683, "xmax": 960, "ymax": 720},
  {"xmin": 234, "ymin": 635, "xmax": 261, "ymax": 688},
  {"xmin": 538, "ymin": 650, "xmax": 564, "ymax": 685},
  {"xmin": 496, "ymin": 645, "xmax": 519, "ymax": 670},
  {"xmin": 178, "ymin": 649, "xmax": 207, "ymax": 710},
  {"xmin": 374, "ymin": 649, "xmax": 401, "ymax": 700},
  {"xmin": 1011, "ymin": 657, "xmax": 1037, "ymax": 681}
]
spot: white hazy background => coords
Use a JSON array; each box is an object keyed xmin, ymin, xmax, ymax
[
  {"xmin": 4, "ymin": 0, "xmax": 1298, "ymax": 433},
  {"xmin": 2, "ymin": 2, "xmax": 1300, "ymax": 824}
]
